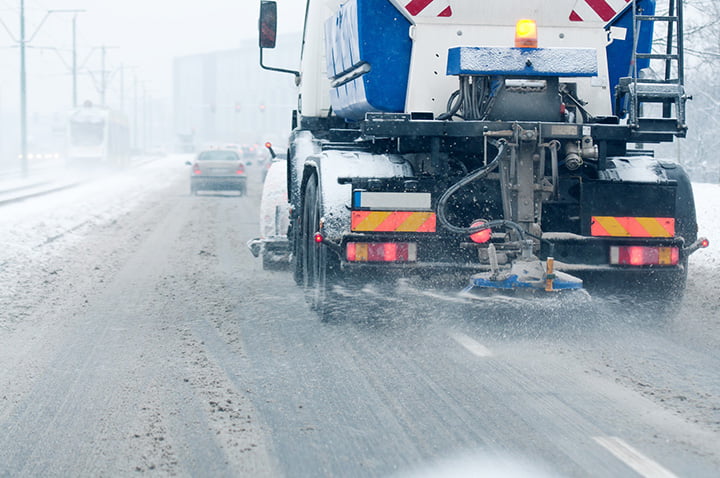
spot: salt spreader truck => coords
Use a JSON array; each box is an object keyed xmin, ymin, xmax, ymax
[{"xmin": 257, "ymin": 0, "xmax": 708, "ymax": 320}]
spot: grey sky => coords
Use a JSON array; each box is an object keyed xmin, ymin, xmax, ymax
[{"xmin": 0, "ymin": 0, "xmax": 306, "ymax": 112}]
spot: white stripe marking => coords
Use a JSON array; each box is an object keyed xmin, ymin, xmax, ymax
[
  {"xmin": 450, "ymin": 332, "xmax": 493, "ymax": 358},
  {"xmin": 608, "ymin": 0, "xmax": 631, "ymax": 12},
  {"xmin": 418, "ymin": 1, "xmax": 448, "ymax": 17},
  {"xmin": 593, "ymin": 436, "xmax": 678, "ymax": 478},
  {"xmin": 573, "ymin": 1, "xmax": 601, "ymax": 21}
]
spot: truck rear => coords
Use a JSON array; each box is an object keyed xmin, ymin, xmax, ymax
[{"xmin": 258, "ymin": 0, "xmax": 708, "ymax": 320}]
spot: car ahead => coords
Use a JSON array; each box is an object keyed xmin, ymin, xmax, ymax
[{"xmin": 188, "ymin": 149, "xmax": 247, "ymax": 196}]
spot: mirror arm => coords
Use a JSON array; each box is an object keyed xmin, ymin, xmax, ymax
[{"xmin": 259, "ymin": 48, "xmax": 300, "ymax": 83}]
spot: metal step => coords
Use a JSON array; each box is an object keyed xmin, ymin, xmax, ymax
[
  {"xmin": 617, "ymin": 0, "xmax": 686, "ymax": 138},
  {"xmin": 626, "ymin": 81, "xmax": 685, "ymax": 100}
]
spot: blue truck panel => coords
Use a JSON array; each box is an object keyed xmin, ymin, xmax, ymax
[
  {"xmin": 606, "ymin": 0, "xmax": 656, "ymax": 114},
  {"xmin": 325, "ymin": 0, "xmax": 412, "ymax": 121}
]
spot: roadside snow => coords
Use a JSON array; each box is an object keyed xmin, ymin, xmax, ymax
[
  {"xmin": 689, "ymin": 182, "xmax": 718, "ymax": 265},
  {"xmin": 0, "ymin": 156, "xmax": 190, "ymax": 327}
]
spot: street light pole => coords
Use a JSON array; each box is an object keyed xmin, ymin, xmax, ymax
[
  {"xmin": 19, "ymin": 0, "xmax": 28, "ymax": 177},
  {"xmin": 72, "ymin": 14, "xmax": 78, "ymax": 107}
]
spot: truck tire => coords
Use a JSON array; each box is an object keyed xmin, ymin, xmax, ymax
[
  {"xmin": 603, "ymin": 164, "xmax": 695, "ymax": 322},
  {"xmin": 642, "ymin": 164, "xmax": 696, "ymax": 320},
  {"xmin": 302, "ymin": 174, "xmax": 341, "ymax": 322}
]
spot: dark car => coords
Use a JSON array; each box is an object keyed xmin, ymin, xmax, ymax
[{"xmin": 189, "ymin": 149, "xmax": 247, "ymax": 196}]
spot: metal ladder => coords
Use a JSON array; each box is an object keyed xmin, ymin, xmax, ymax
[{"xmin": 616, "ymin": 0, "xmax": 688, "ymax": 138}]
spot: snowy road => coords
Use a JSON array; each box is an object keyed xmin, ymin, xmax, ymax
[{"xmin": 0, "ymin": 156, "xmax": 718, "ymax": 476}]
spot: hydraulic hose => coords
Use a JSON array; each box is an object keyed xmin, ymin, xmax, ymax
[{"xmin": 437, "ymin": 140, "xmax": 526, "ymax": 241}]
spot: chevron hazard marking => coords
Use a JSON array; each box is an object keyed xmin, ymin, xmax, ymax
[
  {"xmin": 351, "ymin": 211, "xmax": 436, "ymax": 232},
  {"xmin": 591, "ymin": 216, "xmax": 675, "ymax": 238},
  {"xmin": 570, "ymin": 0, "xmax": 631, "ymax": 22},
  {"xmin": 405, "ymin": 0, "xmax": 452, "ymax": 17}
]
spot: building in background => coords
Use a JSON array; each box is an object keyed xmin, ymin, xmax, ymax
[{"xmin": 173, "ymin": 35, "xmax": 300, "ymax": 153}]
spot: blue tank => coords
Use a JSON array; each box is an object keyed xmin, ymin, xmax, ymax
[{"xmin": 324, "ymin": 0, "xmax": 411, "ymax": 121}]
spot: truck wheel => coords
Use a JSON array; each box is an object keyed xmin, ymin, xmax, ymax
[
  {"xmin": 607, "ymin": 164, "xmax": 695, "ymax": 322},
  {"xmin": 639, "ymin": 164, "xmax": 696, "ymax": 320},
  {"xmin": 292, "ymin": 223, "xmax": 304, "ymax": 286},
  {"xmin": 302, "ymin": 174, "xmax": 340, "ymax": 322}
]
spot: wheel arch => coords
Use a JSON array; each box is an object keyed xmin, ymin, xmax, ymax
[
  {"xmin": 300, "ymin": 150, "xmax": 416, "ymax": 240},
  {"xmin": 660, "ymin": 161, "xmax": 697, "ymax": 245}
]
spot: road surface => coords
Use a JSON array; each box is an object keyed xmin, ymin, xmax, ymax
[{"xmin": 1, "ymin": 157, "xmax": 718, "ymax": 477}]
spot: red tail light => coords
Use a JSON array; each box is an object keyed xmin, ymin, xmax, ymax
[
  {"xmin": 346, "ymin": 242, "xmax": 417, "ymax": 262},
  {"xmin": 236, "ymin": 162, "xmax": 245, "ymax": 174},
  {"xmin": 610, "ymin": 246, "xmax": 679, "ymax": 266},
  {"xmin": 193, "ymin": 163, "xmax": 201, "ymax": 175}
]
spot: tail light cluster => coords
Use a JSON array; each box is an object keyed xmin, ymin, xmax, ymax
[
  {"xmin": 610, "ymin": 246, "xmax": 679, "ymax": 266},
  {"xmin": 346, "ymin": 242, "xmax": 417, "ymax": 262},
  {"xmin": 236, "ymin": 162, "xmax": 245, "ymax": 175},
  {"xmin": 193, "ymin": 163, "xmax": 202, "ymax": 175}
]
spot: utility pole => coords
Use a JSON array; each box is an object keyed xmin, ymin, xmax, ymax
[
  {"xmin": 84, "ymin": 44, "xmax": 118, "ymax": 107},
  {"xmin": 120, "ymin": 63, "xmax": 125, "ymax": 112},
  {"xmin": 72, "ymin": 14, "xmax": 78, "ymax": 107},
  {"xmin": 142, "ymin": 84, "xmax": 147, "ymax": 153},
  {"xmin": 101, "ymin": 45, "xmax": 107, "ymax": 105},
  {"xmin": 0, "ymin": 6, "xmax": 84, "ymax": 176},
  {"xmin": 133, "ymin": 75, "xmax": 138, "ymax": 151},
  {"xmin": 19, "ymin": 0, "xmax": 27, "ymax": 177}
]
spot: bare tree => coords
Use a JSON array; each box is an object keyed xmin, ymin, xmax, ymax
[{"xmin": 671, "ymin": 0, "xmax": 720, "ymax": 182}]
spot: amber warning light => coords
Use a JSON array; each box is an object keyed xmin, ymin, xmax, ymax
[{"xmin": 515, "ymin": 19, "xmax": 538, "ymax": 48}]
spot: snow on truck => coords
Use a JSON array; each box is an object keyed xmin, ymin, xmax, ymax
[{"xmin": 255, "ymin": 0, "xmax": 708, "ymax": 320}]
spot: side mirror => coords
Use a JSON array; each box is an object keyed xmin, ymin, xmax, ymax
[
  {"xmin": 185, "ymin": 161, "xmax": 192, "ymax": 166},
  {"xmin": 259, "ymin": 1, "xmax": 277, "ymax": 49}
]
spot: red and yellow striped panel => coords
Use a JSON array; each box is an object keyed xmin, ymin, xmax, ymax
[
  {"xmin": 351, "ymin": 211, "xmax": 436, "ymax": 233},
  {"xmin": 591, "ymin": 216, "xmax": 675, "ymax": 238}
]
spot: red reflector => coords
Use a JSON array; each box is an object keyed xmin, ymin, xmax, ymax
[
  {"xmin": 384, "ymin": 242, "xmax": 398, "ymax": 261},
  {"xmin": 610, "ymin": 246, "xmax": 679, "ymax": 266},
  {"xmin": 469, "ymin": 220, "xmax": 491, "ymax": 244},
  {"xmin": 314, "ymin": 233, "xmax": 324, "ymax": 243},
  {"xmin": 346, "ymin": 242, "xmax": 416, "ymax": 262}
]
